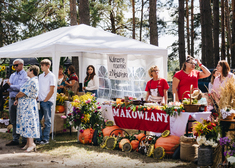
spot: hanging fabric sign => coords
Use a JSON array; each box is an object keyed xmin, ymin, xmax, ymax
[{"xmin": 107, "ymin": 54, "xmax": 128, "ymax": 80}]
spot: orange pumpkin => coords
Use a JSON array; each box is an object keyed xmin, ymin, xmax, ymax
[
  {"xmin": 119, "ymin": 138, "xmax": 130, "ymax": 150},
  {"xmin": 135, "ymin": 133, "xmax": 146, "ymax": 141},
  {"xmin": 79, "ymin": 128, "xmax": 95, "ymax": 144},
  {"xmin": 56, "ymin": 105, "xmax": 65, "ymax": 113},
  {"xmin": 102, "ymin": 125, "xmax": 123, "ymax": 137},
  {"xmin": 154, "ymin": 135, "xmax": 180, "ymax": 155},
  {"xmin": 130, "ymin": 140, "xmax": 139, "ymax": 151}
]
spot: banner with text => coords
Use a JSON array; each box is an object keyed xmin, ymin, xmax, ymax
[
  {"xmin": 112, "ymin": 107, "xmax": 170, "ymax": 132},
  {"xmin": 107, "ymin": 54, "xmax": 128, "ymax": 80}
]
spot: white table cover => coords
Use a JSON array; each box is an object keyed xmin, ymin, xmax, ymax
[{"xmin": 100, "ymin": 105, "xmax": 211, "ymax": 137}]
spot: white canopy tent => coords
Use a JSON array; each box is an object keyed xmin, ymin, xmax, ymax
[{"xmin": 0, "ymin": 24, "xmax": 168, "ymax": 138}]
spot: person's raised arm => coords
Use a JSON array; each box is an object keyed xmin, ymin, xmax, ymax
[
  {"xmin": 172, "ymin": 77, "xmax": 180, "ymax": 102},
  {"xmin": 195, "ymin": 59, "xmax": 211, "ymax": 79}
]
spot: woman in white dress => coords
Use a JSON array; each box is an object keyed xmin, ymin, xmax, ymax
[
  {"xmin": 208, "ymin": 69, "xmax": 220, "ymax": 93},
  {"xmin": 14, "ymin": 65, "xmax": 40, "ymax": 152},
  {"xmin": 83, "ymin": 65, "xmax": 99, "ymax": 98}
]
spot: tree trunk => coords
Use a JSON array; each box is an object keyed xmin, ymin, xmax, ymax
[
  {"xmin": 132, "ymin": 0, "xmax": 135, "ymax": 39},
  {"xmin": 178, "ymin": 0, "xmax": 185, "ymax": 68},
  {"xmin": 200, "ymin": 0, "xmax": 206, "ymax": 66},
  {"xmin": 149, "ymin": 0, "xmax": 158, "ymax": 46},
  {"xmin": 225, "ymin": 0, "xmax": 232, "ymax": 65},
  {"xmin": 204, "ymin": 0, "xmax": 214, "ymax": 68},
  {"xmin": 139, "ymin": 0, "xmax": 144, "ymax": 41},
  {"xmin": 0, "ymin": 1, "xmax": 3, "ymax": 47},
  {"xmin": 213, "ymin": 0, "xmax": 220, "ymax": 65},
  {"xmin": 191, "ymin": 0, "xmax": 194, "ymax": 57},
  {"xmin": 186, "ymin": 0, "xmax": 190, "ymax": 55},
  {"xmin": 109, "ymin": 0, "xmax": 116, "ymax": 33},
  {"xmin": 221, "ymin": 0, "xmax": 226, "ymax": 60},
  {"xmin": 79, "ymin": 0, "xmax": 90, "ymax": 25},
  {"xmin": 70, "ymin": 0, "xmax": 77, "ymax": 26},
  {"xmin": 232, "ymin": 0, "xmax": 235, "ymax": 68}
]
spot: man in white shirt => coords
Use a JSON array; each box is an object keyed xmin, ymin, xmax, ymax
[{"xmin": 35, "ymin": 59, "xmax": 56, "ymax": 145}]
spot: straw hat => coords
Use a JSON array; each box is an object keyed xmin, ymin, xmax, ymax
[{"xmin": 190, "ymin": 89, "xmax": 202, "ymax": 100}]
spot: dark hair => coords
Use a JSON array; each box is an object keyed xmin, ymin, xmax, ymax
[
  {"xmin": 59, "ymin": 65, "xmax": 63, "ymax": 70},
  {"xmin": 219, "ymin": 60, "xmax": 230, "ymax": 77},
  {"xmin": 181, "ymin": 55, "xmax": 194, "ymax": 71},
  {"xmin": 211, "ymin": 69, "xmax": 217, "ymax": 84},
  {"xmin": 28, "ymin": 65, "xmax": 40, "ymax": 76},
  {"xmin": 68, "ymin": 65, "xmax": 75, "ymax": 74},
  {"xmin": 85, "ymin": 65, "xmax": 96, "ymax": 81}
]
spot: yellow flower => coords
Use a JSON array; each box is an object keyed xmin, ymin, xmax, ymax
[
  {"xmin": 0, "ymin": 66, "xmax": 2, "ymax": 71},
  {"xmin": 12, "ymin": 65, "xmax": 15, "ymax": 71},
  {"xmin": 2, "ymin": 65, "xmax": 5, "ymax": 70}
]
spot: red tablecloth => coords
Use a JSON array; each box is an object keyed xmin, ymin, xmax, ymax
[{"xmin": 112, "ymin": 107, "xmax": 170, "ymax": 132}]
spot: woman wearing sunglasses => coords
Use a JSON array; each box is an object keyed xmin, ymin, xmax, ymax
[
  {"xmin": 145, "ymin": 65, "xmax": 169, "ymax": 104},
  {"xmin": 172, "ymin": 55, "xmax": 211, "ymax": 101}
]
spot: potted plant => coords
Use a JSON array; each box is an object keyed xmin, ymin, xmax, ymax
[
  {"xmin": 61, "ymin": 93, "xmax": 105, "ymax": 143},
  {"xmin": 193, "ymin": 119, "xmax": 220, "ymax": 166},
  {"xmin": 56, "ymin": 93, "xmax": 68, "ymax": 113}
]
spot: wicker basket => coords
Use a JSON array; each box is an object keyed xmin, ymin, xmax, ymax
[{"xmin": 184, "ymin": 104, "xmax": 200, "ymax": 112}]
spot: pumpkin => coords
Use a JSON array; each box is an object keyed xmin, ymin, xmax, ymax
[
  {"xmin": 119, "ymin": 138, "xmax": 130, "ymax": 150},
  {"xmin": 79, "ymin": 128, "xmax": 95, "ymax": 144},
  {"xmin": 135, "ymin": 133, "xmax": 146, "ymax": 141},
  {"xmin": 102, "ymin": 125, "xmax": 123, "ymax": 137},
  {"xmin": 130, "ymin": 140, "xmax": 139, "ymax": 151},
  {"xmin": 56, "ymin": 105, "xmax": 65, "ymax": 113},
  {"xmin": 154, "ymin": 135, "xmax": 180, "ymax": 155}
]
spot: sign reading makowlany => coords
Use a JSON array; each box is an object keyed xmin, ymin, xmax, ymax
[
  {"xmin": 107, "ymin": 54, "xmax": 128, "ymax": 80},
  {"xmin": 112, "ymin": 107, "xmax": 170, "ymax": 132}
]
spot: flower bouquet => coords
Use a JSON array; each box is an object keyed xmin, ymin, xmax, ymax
[
  {"xmin": 56, "ymin": 93, "xmax": 68, "ymax": 106},
  {"xmin": 62, "ymin": 93, "xmax": 104, "ymax": 131},
  {"xmin": 193, "ymin": 119, "xmax": 220, "ymax": 148}
]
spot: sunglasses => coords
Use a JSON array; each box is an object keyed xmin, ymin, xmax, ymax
[
  {"xmin": 152, "ymin": 70, "xmax": 159, "ymax": 72},
  {"xmin": 13, "ymin": 63, "xmax": 22, "ymax": 67}
]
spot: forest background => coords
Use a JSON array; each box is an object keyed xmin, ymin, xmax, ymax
[{"xmin": 0, "ymin": 0, "xmax": 235, "ymax": 80}]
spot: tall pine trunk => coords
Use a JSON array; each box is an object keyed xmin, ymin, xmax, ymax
[
  {"xmin": 139, "ymin": 0, "xmax": 144, "ymax": 41},
  {"xmin": 221, "ymin": 0, "xmax": 226, "ymax": 60},
  {"xmin": 0, "ymin": 1, "xmax": 3, "ymax": 47},
  {"xmin": 200, "ymin": 0, "xmax": 206, "ymax": 66},
  {"xmin": 232, "ymin": 0, "xmax": 235, "ymax": 68},
  {"xmin": 132, "ymin": 0, "xmax": 135, "ymax": 39},
  {"xmin": 109, "ymin": 0, "xmax": 116, "ymax": 33},
  {"xmin": 213, "ymin": 0, "xmax": 220, "ymax": 65},
  {"xmin": 70, "ymin": 0, "xmax": 77, "ymax": 25},
  {"xmin": 204, "ymin": 0, "xmax": 214, "ymax": 68},
  {"xmin": 225, "ymin": 0, "xmax": 232, "ymax": 65},
  {"xmin": 149, "ymin": 0, "xmax": 158, "ymax": 46},
  {"xmin": 191, "ymin": 0, "xmax": 194, "ymax": 57},
  {"xmin": 178, "ymin": 0, "xmax": 185, "ymax": 68},
  {"xmin": 79, "ymin": 0, "xmax": 90, "ymax": 25},
  {"xmin": 186, "ymin": 0, "xmax": 190, "ymax": 55}
]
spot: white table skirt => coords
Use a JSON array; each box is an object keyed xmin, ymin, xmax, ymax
[
  {"xmin": 100, "ymin": 105, "xmax": 211, "ymax": 137},
  {"xmin": 0, "ymin": 119, "xmax": 10, "ymax": 126}
]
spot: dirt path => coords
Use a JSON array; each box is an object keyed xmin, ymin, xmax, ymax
[{"xmin": 0, "ymin": 137, "xmax": 196, "ymax": 168}]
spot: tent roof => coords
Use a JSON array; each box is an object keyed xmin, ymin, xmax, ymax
[{"xmin": 0, "ymin": 24, "xmax": 167, "ymax": 58}]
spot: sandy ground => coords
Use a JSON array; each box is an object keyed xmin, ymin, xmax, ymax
[{"xmin": 0, "ymin": 128, "xmax": 196, "ymax": 168}]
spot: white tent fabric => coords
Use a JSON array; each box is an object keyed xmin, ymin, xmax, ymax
[{"xmin": 0, "ymin": 24, "xmax": 168, "ymax": 139}]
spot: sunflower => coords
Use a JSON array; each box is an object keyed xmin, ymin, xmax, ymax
[
  {"xmin": 12, "ymin": 65, "xmax": 15, "ymax": 71},
  {"xmin": 2, "ymin": 65, "xmax": 5, "ymax": 70},
  {"xmin": 0, "ymin": 66, "xmax": 2, "ymax": 71}
]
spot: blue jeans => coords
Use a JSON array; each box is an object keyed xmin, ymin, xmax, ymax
[
  {"xmin": 36, "ymin": 101, "xmax": 53, "ymax": 141},
  {"xmin": 9, "ymin": 99, "xmax": 27, "ymax": 143},
  {"xmin": 85, "ymin": 90, "xmax": 98, "ymax": 100}
]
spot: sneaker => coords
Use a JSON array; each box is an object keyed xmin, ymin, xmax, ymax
[
  {"xmin": 6, "ymin": 141, "xmax": 19, "ymax": 146},
  {"xmin": 34, "ymin": 140, "xmax": 41, "ymax": 145},
  {"xmin": 40, "ymin": 140, "xmax": 49, "ymax": 145}
]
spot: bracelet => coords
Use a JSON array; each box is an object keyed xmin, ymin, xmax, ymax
[{"xmin": 199, "ymin": 63, "xmax": 202, "ymax": 67}]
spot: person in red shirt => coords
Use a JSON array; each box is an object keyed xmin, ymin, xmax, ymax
[
  {"xmin": 172, "ymin": 56, "xmax": 211, "ymax": 101},
  {"xmin": 145, "ymin": 65, "xmax": 169, "ymax": 104}
]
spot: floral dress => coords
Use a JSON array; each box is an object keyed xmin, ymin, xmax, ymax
[{"xmin": 16, "ymin": 76, "xmax": 40, "ymax": 138}]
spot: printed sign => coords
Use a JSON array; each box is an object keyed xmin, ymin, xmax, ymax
[{"xmin": 107, "ymin": 54, "xmax": 128, "ymax": 80}]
